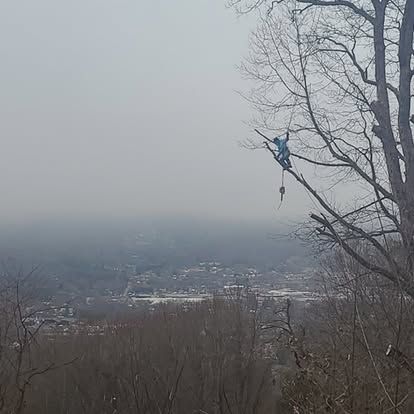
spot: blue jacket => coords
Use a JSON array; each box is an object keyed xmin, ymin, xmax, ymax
[{"xmin": 273, "ymin": 136, "xmax": 290, "ymax": 161}]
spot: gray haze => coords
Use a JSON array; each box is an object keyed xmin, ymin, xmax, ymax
[{"xmin": 0, "ymin": 0, "xmax": 309, "ymax": 226}]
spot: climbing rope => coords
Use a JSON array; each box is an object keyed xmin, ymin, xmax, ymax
[
  {"xmin": 278, "ymin": 169, "xmax": 286, "ymax": 210},
  {"xmin": 275, "ymin": 99, "xmax": 298, "ymax": 210}
]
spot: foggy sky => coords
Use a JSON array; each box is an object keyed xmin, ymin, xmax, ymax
[{"xmin": 0, "ymin": 0, "xmax": 310, "ymax": 226}]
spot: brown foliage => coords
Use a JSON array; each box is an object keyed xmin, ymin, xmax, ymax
[{"xmin": 23, "ymin": 296, "xmax": 282, "ymax": 414}]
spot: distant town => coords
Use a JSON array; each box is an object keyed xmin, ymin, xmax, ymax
[
  {"xmin": 1, "ymin": 221, "xmax": 316, "ymax": 334},
  {"xmin": 26, "ymin": 261, "xmax": 317, "ymax": 335}
]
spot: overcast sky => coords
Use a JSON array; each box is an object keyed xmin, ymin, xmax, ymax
[{"xmin": 0, "ymin": 0, "xmax": 309, "ymax": 226}]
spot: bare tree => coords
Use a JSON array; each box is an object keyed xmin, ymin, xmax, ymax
[
  {"xmin": 0, "ymin": 269, "xmax": 58, "ymax": 414},
  {"xmin": 271, "ymin": 249, "xmax": 414, "ymax": 412},
  {"xmin": 229, "ymin": 0, "xmax": 414, "ymax": 296}
]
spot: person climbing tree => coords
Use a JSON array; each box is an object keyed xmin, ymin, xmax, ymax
[{"xmin": 273, "ymin": 132, "xmax": 292, "ymax": 170}]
